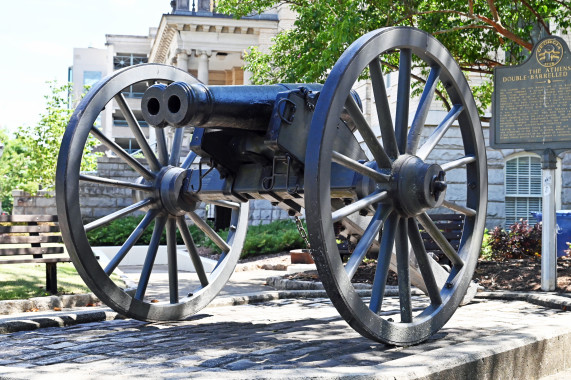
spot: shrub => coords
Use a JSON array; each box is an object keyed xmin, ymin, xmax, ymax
[
  {"xmin": 488, "ymin": 220, "xmax": 542, "ymax": 261},
  {"xmin": 203, "ymin": 219, "xmax": 306, "ymax": 259},
  {"xmin": 480, "ymin": 228, "xmax": 493, "ymax": 261},
  {"xmin": 87, "ymin": 215, "xmax": 207, "ymax": 247},
  {"xmin": 87, "ymin": 216, "xmax": 306, "ymax": 259}
]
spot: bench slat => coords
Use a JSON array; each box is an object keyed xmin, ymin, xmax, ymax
[
  {"xmin": 425, "ymin": 213, "xmax": 465, "ymax": 221},
  {"xmin": 0, "ymin": 215, "xmax": 59, "ymax": 223},
  {"xmin": 426, "ymin": 221, "xmax": 464, "ymax": 230},
  {"xmin": 0, "ymin": 235, "xmax": 63, "ymax": 244},
  {"xmin": 422, "ymin": 240, "xmax": 461, "ymax": 251},
  {"xmin": 0, "ymin": 257, "xmax": 72, "ymax": 264},
  {"xmin": 420, "ymin": 231, "xmax": 462, "ymax": 240},
  {"xmin": 0, "ymin": 247, "xmax": 65, "ymax": 256},
  {"xmin": 0, "ymin": 225, "xmax": 60, "ymax": 233}
]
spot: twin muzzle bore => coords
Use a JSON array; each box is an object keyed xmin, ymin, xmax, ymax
[{"xmin": 141, "ymin": 82, "xmax": 212, "ymax": 128}]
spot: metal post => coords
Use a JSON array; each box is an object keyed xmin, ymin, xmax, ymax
[{"xmin": 541, "ymin": 148, "xmax": 557, "ymax": 291}]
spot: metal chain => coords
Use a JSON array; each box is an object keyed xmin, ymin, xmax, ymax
[{"xmin": 294, "ymin": 216, "xmax": 311, "ymax": 249}]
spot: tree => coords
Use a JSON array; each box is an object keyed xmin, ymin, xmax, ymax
[
  {"xmin": 217, "ymin": 0, "xmax": 570, "ymax": 114},
  {"xmin": 0, "ymin": 83, "xmax": 98, "ymax": 212}
]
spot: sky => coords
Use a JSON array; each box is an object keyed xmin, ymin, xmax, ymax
[{"xmin": 0, "ymin": 0, "xmax": 172, "ymax": 133}]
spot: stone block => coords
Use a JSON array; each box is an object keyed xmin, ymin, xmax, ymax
[
  {"xmin": 488, "ymin": 168, "xmax": 504, "ymax": 185},
  {"xmin": 92, "ymin": 207, "xmax": 116, "ymax": 219},
  {"xmin": 35, "ymin": 196, "xmax": 56, "ymax": 208},
  {"xmin": 260, "ymin": 210, "xmax": 272, "ymax": 221},
  {"xmin": 271, "ymin": 210, "xmax": 281, "ymax": 221},
  {"xmin": 486, "ymin": 201, "xmax": 505, "ymax": 219},
  {"xmin": 83, "ymin": 197, "xmax": 116, "ymax": 208},
  {"xmin": 488, "ymin": 184, "xmax": 505, "ymax": 202}
]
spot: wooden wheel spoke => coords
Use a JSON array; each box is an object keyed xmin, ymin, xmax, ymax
[
  {"xmin": 442, "ymin": 200, "xmax": 477, "ymax": 217},
  {"xmin": 187, "ymin": 211, "xmax": 231, "ymax": 252},
  {"xmin": 114, "ymin": 93, "xmax": 161, "ymax": 172},
  {"xmin": 395, "ymin": 49, "xmax": 412, "ymax": 154},
  {"xmin": 441, "ymin": 155, "xmax": 476, "ymax": 172},
  {"xmin": 135, "ymin": 216, "xmax": 166, "ymax": 301},
  {"xmin": 181, "ymin": 152, "xmax": 197, "ymax": 170},
  {"xmin": 84, "ymin": 198, "xmax": 154, "ymax": 232},
  {"xmin": 369, "ymin": 58, "xmax": 398, "ymax": 160},
  {"xmin": 407, "ymin": 66, "xmax": 441, "ymax": 155},
  {"xmin": 344, "ymin": 95, "xmax": 392, "ymax": 169},
  {"xmin": 166, "ymin": 219, "xmax": 179, "ymax": 304},
  {"xmin": 345, "ymin": 206, "xmax": 392, "ymax": 279},
  {"xmin": 168, "ymin": 127, "xmax": 185, "ymax": 166},
  {"xmin": 417, "ymin": 213, "xmax": 464, "ymax": 268},
  {"xmin": 205, "ymin": 200, "xmax": 241, "ymax": 210},
  {"xmin": 104, "ymin": 210, "xmax": 158, "ymax": 275},
  {"xmin": 155, "ymin": 127, "xmax": 169, "ymax": 166},
  {"xmin": 407, "ymin": 218, "xmax": 442, "ymax": 306},
  {"xmin": 333, "ymin": 191, "xmax": 388, "ymax": 223},
  {"xmin": 332, "ymin": 151, "xmax": 390, "ymax": 183},
  {"xmin": 369, "ymin": 212, "xmax": 398, "ymax": 313},
  {"xmin": 90, "ymin": 126, "xmax": 155, "ymax": 180},
  {"xmin": 177, "ymin": 216, "xmax": 209, "ymax": 287},
  {"xmin": 416, "ymin": 105, "xmax": 464, "ymax": 161},
  {"xmin": 396, "ymin": 218, "xmax": 412, "ymax": 323},
  {"xmin": 80, "ymin": 174, "xmax": 153, "ymax": 192}
]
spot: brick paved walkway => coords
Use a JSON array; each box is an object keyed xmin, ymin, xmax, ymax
[{"xmin": 1, "ymin": 296, "xmax": 570, "ymax": 379}]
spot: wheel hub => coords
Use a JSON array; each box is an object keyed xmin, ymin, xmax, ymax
[
  {"xmin": 134, "ymin": 167, "xmax": 196, "ymax": 216},
  {"xmin": 391, "ymin": 155, "xmax": 447, "ymax": 217}
]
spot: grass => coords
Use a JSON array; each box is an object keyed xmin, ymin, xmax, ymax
[{"xmin": 0, "ymin": 262, "xmax": 123, "ymax": 301}]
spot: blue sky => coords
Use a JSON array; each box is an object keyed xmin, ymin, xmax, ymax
[{"xmin": 0, "ymin": 0, "xmax": 171, "ymax": 133}]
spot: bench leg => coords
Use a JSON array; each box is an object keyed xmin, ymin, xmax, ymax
[{"xmin": 46, "ymin": 263, "xmax": 58, "ymax": 294}]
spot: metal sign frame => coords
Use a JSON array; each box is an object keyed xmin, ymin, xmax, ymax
[{"xmin": 491, "ymin": 35, "xmax": 571, "ymax": 150}]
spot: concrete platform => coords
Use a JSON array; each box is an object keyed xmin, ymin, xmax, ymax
[{"xmin": 0, "ymin": 289, "xmax": 570, "ymax": 379}]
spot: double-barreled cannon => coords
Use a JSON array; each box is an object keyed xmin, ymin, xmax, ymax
[{"xmin": 56, "ymin": 27, "xmax": 487, "ymax": 346}]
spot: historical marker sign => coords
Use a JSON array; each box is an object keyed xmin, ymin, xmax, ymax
[{"xmin": 491, "ymin": 36, "xmax": 571, "ymax": 150}]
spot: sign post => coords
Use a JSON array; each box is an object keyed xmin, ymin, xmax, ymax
[
  {"xmin": 491, "ymin": 36, "xmax": 570, "ymax": 291},
  {"xmin": 541, "ymin": 149, "xmax": 557, "ymax": 290}
]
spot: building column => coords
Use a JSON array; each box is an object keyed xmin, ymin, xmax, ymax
[
  {"xmin": 243, "ymin": 69, "xmax": 253, "ymax": 85},
  {"xmin": 197, "ymin": 50, "xmax": 210, "ymax": 84},
  {"xmin": 176, "ymin": 50, "xmax": 189, "ymax": 72}
]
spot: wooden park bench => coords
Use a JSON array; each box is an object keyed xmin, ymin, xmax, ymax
[
  {"xmin": 0, "ymin": 215, "xmax": 71, "ymax": 294},
  {"xmin": 420, "ymin": 213, "xmax": 465, "ymax": 266}
]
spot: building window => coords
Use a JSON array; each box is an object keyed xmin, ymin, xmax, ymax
[
  {"xmin": 505, "ymin": 155, "xmax": 542, "ymax": 228},
  {"xmin": 114, "ymin": 54, "xmax": 148, "ymax": 70},
  {"xmin": 83, "ymin": 71, "xmax": 102, "ymax": 89}
]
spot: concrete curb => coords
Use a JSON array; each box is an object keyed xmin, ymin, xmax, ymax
[
  {"xmin": 476, "ymin": 290, "xmax": 571, "ymax": 310},
  {"xmin": 0, "ymin": 293, "xmax": 100, "ymax": 315},
  {"xmin": 266, "ymin": 276, "xmax": 426, "ymax": 296}
]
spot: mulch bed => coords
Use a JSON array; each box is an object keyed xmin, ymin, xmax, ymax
[
  {"xmin": 473, "ymin": 256, "xmax": 571, "ymax": 292},
  {"xmin": 284, "ymin": 256, "xmax": 571, "ymax": 293}
]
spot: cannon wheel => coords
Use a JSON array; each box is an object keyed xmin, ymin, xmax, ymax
[
  {"xmin": 56, "ymin": 64, "xmax": 249, "ymax": 321},
  {"xmin": 305, "ymin": 27, "xmax": 487, "ymax": 345}
]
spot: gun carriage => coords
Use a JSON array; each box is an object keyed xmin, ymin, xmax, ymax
[{"xmin": 56, "ymin": 27, "xmax": 487, "ymax": 346}]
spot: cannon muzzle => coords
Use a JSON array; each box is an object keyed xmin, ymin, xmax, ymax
[{"xmin": 141, "ymin": 82, "xmax": 323, "ymax": 130}]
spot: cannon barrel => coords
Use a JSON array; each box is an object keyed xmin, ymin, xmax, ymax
[{"xmin": 141, "ymin": 82, "xmax": 323, "ymax": 130}]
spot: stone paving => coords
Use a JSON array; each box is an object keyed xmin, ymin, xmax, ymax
[{"xmin": 1, "ymin": 295, "xmax": 570, "ymax": 379}]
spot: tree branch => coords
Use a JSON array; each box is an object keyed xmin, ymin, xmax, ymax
[
  {"xmin": 553, "ymin": 0, "xmax": 571, "ymax": 11},
  {"xmin": 517, "ymin": 0, "xmax": 551, "ymax": 34},
  {"xmin": 433, "ymin": 24, "xmax": 494, "ymax": 35},
  {"xmin": 401, "ymin": 9, "xmax": 534, "ymax": 51}
]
